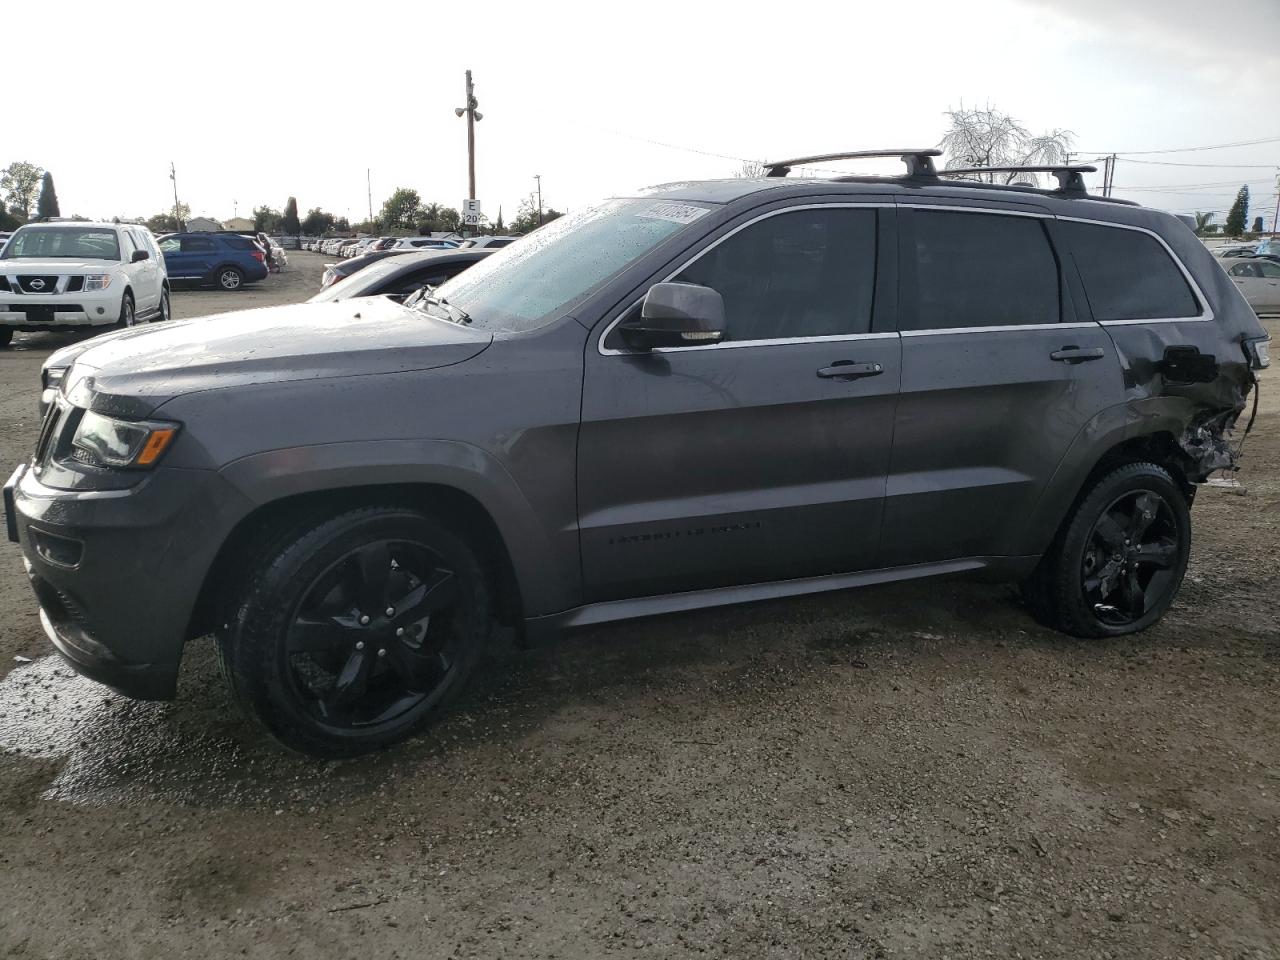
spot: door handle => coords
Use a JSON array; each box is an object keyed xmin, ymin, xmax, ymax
[
  {"xmin": 817, "ymin": 361, "xmax": 884, "ymax": 380},
  {"xmin": 1050, "ymin": 346, "xmax": 1105, "ymax": 364}
]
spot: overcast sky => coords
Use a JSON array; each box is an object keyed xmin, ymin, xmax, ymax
[{"xmin": 7, "ymin": 0, "xmax": 1278, "ymax": 229}]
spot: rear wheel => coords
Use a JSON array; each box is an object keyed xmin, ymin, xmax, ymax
[
  {"xmin": 1024, "ymin": 462, "xmax": 1190, "ymax": 638},
  {"xmin": 218, "ymin": 506, "xmax": 493, "ymax": 757},
  {"xmin": 217, "ymin": 266, "xmax": 244, "ymax": 291},
  {"xmin": 0, "ymin": 328, "xmax": 12, "ymax": 348}
]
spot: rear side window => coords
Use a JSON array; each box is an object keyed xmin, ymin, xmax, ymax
[
  {"xmin": 182, "ymin": 237, "xmax": 215, "ymax": 253},
  {"xmin": 1061, "ymin": 221, "xmax": 1200, "ymax": 321},
  {"xmin": 1260, "ymin": 261, "xmax": 1280, "ymax": 279},
  {"xmin": 223, "ymin": 235, "xmax": 254, "ymax": 250},
  {"xmin": 673, "ymin": 207, "xmax": 878, "ymax": 341},
  {"xmin": 907, "ymin": 210, "xmax": 1059, "ymax": 330}
]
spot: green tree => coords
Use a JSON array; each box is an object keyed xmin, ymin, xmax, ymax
[
  {"xmin": 494, "ymin": 206, "xmax": 504, "ymax": 234},
  {"xmin": 146, "ymin": 203, "xmax": 190, "ymax": 234},
  {"xmin": 253, "ymin": 205, "xmax": 282, "ymax": 232},
  {"xmin": 1193, "ymin": 211, "xmax": 1215, "ymax": 237},
  {"xmin": 1, "ymin": 161, "xmax": 43, "ymax": 219},
  {"xmin": 512, "ymin": 195, "xmax": 563, "ymax": 233},
  {"xmin": 1225, "ymin": 185, "xmax": 1250, "ymax": 236},
  {"xmin": 379, "ymin": 187, "xmax": 420, "ymax": 230},
  {"xmin": 35, "ymin": 171, "xmax": 60, "ymax": 220},
  {"xmin": 282, "ymin": 196, "xmax": 300, "ymax": 235},
  {"xmin": 0, "ymin": 207, "xmax": 18, "ymax": 231},
  {"xmin": 301, "ymin": 207, "xmax": 335, "ymax": 235}
]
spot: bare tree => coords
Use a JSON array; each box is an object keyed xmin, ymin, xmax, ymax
[
  {"xmin": 939, "ymin": 105, "xmax": 1073, "ymax": 186},
  {"xmin": 733, "ymin": 160, "xmax": 766, "ymax": 179}
]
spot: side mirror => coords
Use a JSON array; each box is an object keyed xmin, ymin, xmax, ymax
[
  {"xmin": 130, "ymin": 249, "xmax": 150, "ymax": 263},
  {"xmin": 619, "ymin": 282, "xmax": 726, "ymax": 350}
]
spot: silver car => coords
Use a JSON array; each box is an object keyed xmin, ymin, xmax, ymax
[{"xmin": 1223, "ymin": 258, "xmax": 1280, "ymax": 315}]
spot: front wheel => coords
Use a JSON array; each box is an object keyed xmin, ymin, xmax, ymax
[
  {"xmin": 1024, "ymin": 461, "xmax": 1191, "ymax": 638},
  {"xmin": 217, "ymin": 266, "xmax": 244, "ymax": 291},
  {"xmin": 157, "ymin": 287, "xmax": 171, "ymax": 322},
  {"xmin": 218, "ymin": 506, "xmax": 493, "ymax": 756},
  {"xmin": 0, "ymin": 328, "xmax": 12, "ymax": 348},
  {"xmin": 114, "ymin": 292, "xmax": 136, "ymax": 328}
]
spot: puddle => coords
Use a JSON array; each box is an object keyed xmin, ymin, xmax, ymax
[{"xmin": 0, "ymin": 654, "xmax": 400, "ymax": 808}]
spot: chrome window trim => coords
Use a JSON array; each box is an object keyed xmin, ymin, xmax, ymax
[
  {"xmin": 901, "ymin": 321, "xmax": 1096, "ymax": 337},
  {"xmin": 598, "ymin": 202, "xmax": 891, "ymax": 356},
  {"xmin": 897, "ymin": 202, "xmax": 1051, "ymax": 219},
  {"xmin": 1056, "ymin": 214, "xmax": 1213, "ymax": 324}
]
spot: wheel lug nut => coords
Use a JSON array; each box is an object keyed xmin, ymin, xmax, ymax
[
  {"xmin": 396, "ymin": 627, "xmax": 405, "ymax": 637},
  {"xmin": 355, "ymin": 641, "xmax": 365, "ymax": 650},
  {"xmin": 378, "ymin": 648, "xmax": 387, "ymax": 657},
  {"xmin": 359, "ymin": 615, "xmax": 370, "ymax": 625},
  {"xmin": 385, "ymin": 607, "xmax": 395, "ymax": 617}
]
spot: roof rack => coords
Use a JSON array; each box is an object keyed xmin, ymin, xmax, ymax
[
  {"xmin": 764, "ymin": 149, "xmax": 942, "ymax": 179},
  {"xmin": 937, "ymin": 164, "xmax": 1098, "ymax": 196}
]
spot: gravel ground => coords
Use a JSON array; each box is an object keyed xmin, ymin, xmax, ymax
[{"xmin": 0, "ymin": 253, "xmax": 1277, "ymax": 959}]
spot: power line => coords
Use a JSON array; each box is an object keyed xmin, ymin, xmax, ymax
[
  {"xmin": 1116, "ymin": 157, "xmax": 1278, "ymax": 169},
  {"xmin": 1076, "ymin": 135, "xmax": 1280, "ymax": 155}
]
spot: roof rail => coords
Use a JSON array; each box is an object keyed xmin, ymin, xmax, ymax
[
  {"xmin": 938, "ymin": 164, "xmax": 1098, "ymax": 196},
  {"xmin": 764, "ymin": 149, "xmax": 942, "ymax": 179}
]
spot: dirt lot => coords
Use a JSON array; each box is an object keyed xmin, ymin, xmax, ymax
[{"xmin": 0, "ymin": 253, "xmax": 1277, "ymax": 959}]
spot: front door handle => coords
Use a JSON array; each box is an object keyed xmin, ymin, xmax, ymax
[
  {"xmin": 1050, "ymin": 346, "xmax": 1105, "ymax": 364},
  {"xmin": 817, "ymin": 361, "xmax": 884, "ymax": 380}
]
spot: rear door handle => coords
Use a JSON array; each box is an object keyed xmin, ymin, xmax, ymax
[
  {"xmin": 1050, "ymin": 346, "xmax": 1105, "ymax": 364},
  {"xmin": 817, "ymin": 361, "xmax": 884, "ymax": 380}
]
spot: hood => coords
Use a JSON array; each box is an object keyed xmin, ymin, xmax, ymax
[
  {"xmin": 0, "ymin": 258, "xmax": 121, "ymax": 273},
  {"xmin": 62, "ymin": 296, "xmax": 492, "ymax": 416}
]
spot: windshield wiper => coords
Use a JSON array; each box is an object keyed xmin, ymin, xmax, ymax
[{"xmin": 406, "ymin": 285, "xmax": 471, "ymax": 324}]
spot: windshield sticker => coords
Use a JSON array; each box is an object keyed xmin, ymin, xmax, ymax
[{"xmin": 635, "ymin": 202, "xmax": 710, "ymax": 225}]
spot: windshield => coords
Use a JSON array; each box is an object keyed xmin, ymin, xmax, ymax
[
  {"xmin": 1, "ymin": 227, "xmax": 120, "ymax": 260},
  {"xmin": 432, "ymin": 198, "xmax": 712, "ymax": 333}
]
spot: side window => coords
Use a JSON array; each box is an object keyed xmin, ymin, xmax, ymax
[
  {"xmin": 158, "ymin": 237, "xmax": 179, "ymax": 254},
  {"xmin": 1228, "ymin": 263, "xmax": 1253, "ymax": 277},
  {"xmin": 1257, "ymin": 261, "xmax": 1280, "ymax": 279},
  {"xmin": 672, "ymin": 207, "xmax": 877, "ymax": 341},
  {"xmin": 907, "ymin": 210, "xmax": 1059, "ymax": 330},
  {"xmin": 119, "ymin": 231, "xmax": 135, "ymax": 258},
  {"xmin": 1061, "ymin": 221, "xmax": 1200, "ymax": 321},
  {"xmin": 182, "ymin": 237, "xmax": 215, "ymax": 253}
]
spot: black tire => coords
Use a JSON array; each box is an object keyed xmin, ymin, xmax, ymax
[
  {"xmin": 114, "ymin": 291, "xmax": 136, "ymax": 329},
  {"xmin": 0, "ymin": 328, "xmax": 12, "ymax": 348},
  {"xmin": 1023, "ymin": 461, "xmax": 1191, "ymax": 638},
  {"xmin": 217, "ymin": 266, "xmax": 244, "ymax": 291},
  {"xmin": 157, "ymin": 286, "xmax": 171, "ymax": 322},
  {"xmin": 218, "ymin": 505, "xmax": 493, "ymax": 757}
]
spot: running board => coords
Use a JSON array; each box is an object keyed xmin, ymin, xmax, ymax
[{"xmin": 523, "ymin": 556, "xmax": 1032, "ymax": 642}]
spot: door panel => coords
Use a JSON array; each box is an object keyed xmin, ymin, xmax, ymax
[{"xmin": 579, "ymin": 337, "xmax": 901, "ymax": 600}]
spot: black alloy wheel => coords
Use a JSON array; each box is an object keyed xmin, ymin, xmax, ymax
[{"xmin": 1081, "ymin": 489, "xmax": 1180, "ymax": 626}]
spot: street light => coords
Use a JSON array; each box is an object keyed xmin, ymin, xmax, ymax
[{"xmin": 455, "ymin": 69, "xmax": 483, "ymax": 207}]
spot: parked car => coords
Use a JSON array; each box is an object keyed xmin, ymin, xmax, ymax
[
  {"xmin": 387, "ymin": 237, "xmax": 459, "ymax": 252},
  {"xmin": 0, "ymin": 221, "xmax": 169, "ymax": 347},
  {"xmin": 0, "ymin": 231, "xmax": 12, "ymax": 252},
  {"xmin": 158, "ymin": 232, "xmax": 270, "ymax": 290},
  {"xmin": 1222, "ymin": 257, "xmax": 1280, "ymax": 315},
  {"xmin": 459, "ymin": 236, "xmax": 519, "ymax": 249},
  {"xmin": 320, "ymin": 249, "xmax": 414, "ymax": 288},
  {"xmin": 268, "ymin": 240, "xmax": 288, "ymax": 273},
  {"xmin": 310, "ymin": 249, "xmax": 492, "ymax": 300},
  {"xmin": 8, "ymin": 149, "xmax": 1268, "ymax": 757}
]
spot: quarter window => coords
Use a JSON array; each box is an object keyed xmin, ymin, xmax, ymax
[
  {"xmin": 907, "ymin": 210, "xmax": 1060, "ymax": 330},
  {"xmin": 182, "ymin": 237, "xmax": 215, "ymax": 253},
  {"xmin": 1259, "ymin": 261, "xmax": 1280, "ymax": 279},
  {"xmin": 1061, "ymin": 221, "xmax": 1200, "ymax": 321},
  {"xmin": 672, "ymin": 207, "xmax": 878, "ymax": 341}
]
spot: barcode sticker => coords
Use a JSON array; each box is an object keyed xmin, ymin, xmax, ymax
[{"xmin": 635, "ymin": 202, "xmax": 710, "ymax": 225}]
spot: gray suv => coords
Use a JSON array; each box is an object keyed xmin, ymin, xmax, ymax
[{"xmin": 5, "ymin": 149, "xmax": 1269, "ymax": 756}]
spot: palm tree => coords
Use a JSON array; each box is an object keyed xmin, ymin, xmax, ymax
[{"xmin": 1193, "ymin": 211, "xmax": 1215, "ymax": 236}]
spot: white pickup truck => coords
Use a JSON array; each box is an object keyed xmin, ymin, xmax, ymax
[{"xmin": 0, "ymin": 221, "xmax": 169, "ymax": 347}]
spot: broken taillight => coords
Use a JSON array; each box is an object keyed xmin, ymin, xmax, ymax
[{"xmin": 1244, "ymin": 337, "xmax": 1270, "ymax": 370}]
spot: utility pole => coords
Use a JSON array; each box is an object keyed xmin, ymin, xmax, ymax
[
  {"xmin": 367, "ymin": 168, "xmax": 373, "ymax": 224},
  {"xmin": 534, "ymin": 174, "xmax": 543, "ymax": 226},
  {"xmin": 455, "ymin": 69, "xmax": 482, "ymax": 207},
  {"xmin": 169, "ymin": 162, "xmax": 183, "ymax": 230},
  {"xmin": 1272, "ymin": 171, "xmax": 1279, "ymax": 233},
  {"xmin": 1103, "ymin": 153, "xmax": 1118, "ymax": 198}
]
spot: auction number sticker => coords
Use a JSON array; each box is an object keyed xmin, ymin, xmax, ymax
[{"xmin": 636, "ymin": 202, "xmax": 710, "ymax": 225}]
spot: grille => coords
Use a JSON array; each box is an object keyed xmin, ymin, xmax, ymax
[
  {"xmin": 0, "ymin": 276, "xmax": 9, "ymax": 291},
  {"xmin": 17, "ymin": 275, "xmax": 59, "ymax": 294},
  {"xmin": 65, "ymin": 276, "xmax": 84, "ymax": 292}
]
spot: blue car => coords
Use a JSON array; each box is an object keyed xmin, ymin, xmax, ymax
[{"xmin": 157, "ymin": 232, "xmax": 270, "ymax": 291}]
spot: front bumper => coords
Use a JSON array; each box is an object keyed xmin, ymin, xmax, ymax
[
  {"xmin": 0, "ymin": 289, "xmax": 119, "ymax": 328},
  {"xmin": 6, "ymin": 460, "xmax": 252, "ymax": 700}
]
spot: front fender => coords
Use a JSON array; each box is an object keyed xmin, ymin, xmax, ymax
[{"xmin": 218, "ymin": 438, "xmax": 578, "ymax": 616}]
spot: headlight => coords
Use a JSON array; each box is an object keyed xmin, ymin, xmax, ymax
[
  {"xmin": 71, "ymin": 411, "xmax": 179, "ymax": 468},
  {"xmin": 83, "ymin": 274, "xmax": 111, "ymax": 291}
]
